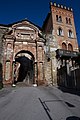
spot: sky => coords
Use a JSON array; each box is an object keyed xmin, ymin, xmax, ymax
[{"xmin": 0, "ymin": 0, "xmax": 80, "ymax": 45}]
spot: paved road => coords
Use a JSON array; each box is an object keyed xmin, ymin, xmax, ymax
[{"xmin": 0, "ymin": 86, "xmax": 80, "ymax": 120}]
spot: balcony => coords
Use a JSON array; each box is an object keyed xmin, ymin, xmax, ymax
[{"xmin": 56, "ymin": 49, "xmax": 78, "ymax": 59}]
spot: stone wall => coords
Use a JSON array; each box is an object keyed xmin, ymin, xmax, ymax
[
  {"xmin": 0, "ymin": 26, "xmax": 8, "ymax": 88},
  {"xmin": 44, "ymin": 50, "xmax": 57, "ymax": 86}
]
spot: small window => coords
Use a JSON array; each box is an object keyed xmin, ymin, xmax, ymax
[
  {"xmin": 56, "ymin": 15, "xmax": 62, "ymax": 22},
  {"xmin": 69, "ymin": 18, "xmax": 71, "ymax": 24},
  {"xmin": 66, "ymin": 17, "xmax": 68, "ymax": 24},
  {"xmin": 66, "ymin": 17, "xmax": 72, "ymax": 25},
  {"xmin": 59, "ymin": 28, "xmax": 62, "ymax": 35},
  {"xmin": 68, "ymin": 43, "xmax": 73, "ymax": 51},
  {"xmin": 57, "ymin": 27, "xmax": 63, "ymax": 36},
  {"xmin": 62, "ymin": 43, "xmax": 67, "ymax": 50},
  {"xmin": 58, "ymin": 16, "xmax": 62, "ymax": 22},
  {"xmin": 68, "ymin": 30, "xmax": 73, "ymax": 38},
  {"xmin": 56, "ymin": 15, "xmax": 58, "ymax": 21}
]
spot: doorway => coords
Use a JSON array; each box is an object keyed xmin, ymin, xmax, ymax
[{"xmin": 14, "ymin": 50, "xmax": 35, "ymax": 85}]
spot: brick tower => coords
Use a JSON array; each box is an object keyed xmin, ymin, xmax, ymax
[{"xmin": 43, "ymin": 2, "xmax": 79, "ymax": 87}]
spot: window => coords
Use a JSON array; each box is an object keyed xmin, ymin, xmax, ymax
[
  {"xmin": 69, "ymin": 30, "xmax": 72, "ymax": 37},
  {"xmin": 66, "ymin": 17, "xmax": 68, "ymax": 24},
  {"xmin": 58, "ymin": 16, "xmax": 62, "ymax": 22},
  {"xmin": 59, "ymin": 28, "xmax": 62, "ymax": 35},
  {"xmin": 69, "ymin": 18, "xmax": 71, "ymax": 24},
  {"xmin": 68, "ymin": 43, "xmax": 73, "ymax": 51},
  {"xmin": 68, "ymin": 30, "xmax": 74, "ymax": 38},
  {"xmin": 66, "ymin": 17, "xmax": 72, "ymax": 24},
  {"xmin": 57, "ymin": 27, "xmax": 64, "ymax": 36},
  {"xmin": 62, "ymin": 43, "xmax": 67, "ymax": 50},
  {"xmin": 56, "ymin": 15, "xmax": 62, "ymax": 22},
  {"xmin": 56, "ymin": 15, "xmax": 58, "ymax": 21}
]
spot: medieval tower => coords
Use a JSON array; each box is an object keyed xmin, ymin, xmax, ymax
[{"xmin": 43, "ymin": 2, "xmax": 79, "ymax": 87}]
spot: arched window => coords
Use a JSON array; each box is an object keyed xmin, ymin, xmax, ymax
[
  {"xmin": 68, "ymin": 43, "xmax": 73, "ymax": 51},
  {"xmin": 66, "ymin": 17, "xmax": 68, "ymax": 24},
  {"xmin": 56, "ymin": 15, "xmax": 62, "ymax": 22},
  {"xmin": 57, "ymin": 27, "xmax": 63, "ymax": 36},
  {"xmin": 66, "ymin": 18, "xmax": 72, "ymax": 25},
  {"xmin": 69, "ymin": 30, "xmax": 72, "ymax": 37},
  {"xmin": 56, "ymin": 15, "xmax": 58, "ymax": 21},
  {"xmin": 62, "ymin": 43, "xmax": 67, "ymax": 50},
  {"xmin": 68, "ymin": 30, "xmax": 73, "ymax": 38},
  {"xmin": 69, "ymin": 18, "xmax": 71, "ymax": 24},
  {"xmin": 59, "ymin": 16, "xmax": 62, "ymax": 22},
  {"xmin": 59, "ymin": 28, "xmax": 62, "ymax": 35}
]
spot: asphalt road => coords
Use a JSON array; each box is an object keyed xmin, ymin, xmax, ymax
[{"xmin": 0, "ymin": 86, "xmax": 80, "ymax": 120}]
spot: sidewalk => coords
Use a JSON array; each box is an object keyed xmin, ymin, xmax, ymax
[{"xmin": 57, "ymin": 86, "xmax": 80, "ymax": 96}]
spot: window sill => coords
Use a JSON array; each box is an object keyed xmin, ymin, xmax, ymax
[
  {"xmin": 68, "ymin": 37, "xmax": 74, "ymax": 39},
  {"xmin": 66, "ymin": 23, "xmax": 72, "ymax": 26},
  {"xmin": 56, "ymin": 21, "xmax": 63, "ymax": 23},
  {"xmin": 57, "ymin": 35, "xmax": 64, "ymax": 37}
]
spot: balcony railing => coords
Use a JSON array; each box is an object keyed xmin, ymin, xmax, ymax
[{"xmin": 56, "ymin": 49, "xmax": 78, "ymax": 58}]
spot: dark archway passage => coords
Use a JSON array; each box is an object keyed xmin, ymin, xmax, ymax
[{"xmin": 14, "ymin": 50, "xmax": 35, "ymax": 85}]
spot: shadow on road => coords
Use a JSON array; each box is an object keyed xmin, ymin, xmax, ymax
[
  {"xmin": 65, "ymin": 101, "xmax": 75, "ymax": 108},
  {"xmin": 66, "ymin": 116, "xmax": 80, "ymax": 120},
  {"xmin": 58, "ymin": 86, "xmax": 80, "ymax": 96}
]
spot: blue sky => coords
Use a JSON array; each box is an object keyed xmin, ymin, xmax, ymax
[{"xmin": 0, "ymin": 0, "xmax": 80, "ymax": 45}]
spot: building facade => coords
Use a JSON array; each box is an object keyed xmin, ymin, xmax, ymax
[
  {"xmin": 0, "ymin": 25, "xmax": 8, "ymax": 87},
  {"xmin": 0, "ymin": 2, "xmax": 80, "ymax": 88},
  {"xmin": 2, "ymin": 20, "xmax": 46, "ymax": 86},
  {"xmin": 42, "ymin": 2, "xmax": 79, "ymax": 88}
]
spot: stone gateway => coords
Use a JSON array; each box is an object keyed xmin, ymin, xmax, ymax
[{"xmin": 2, "ymin": 20, "xmax": 45, "ymax": 86}]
